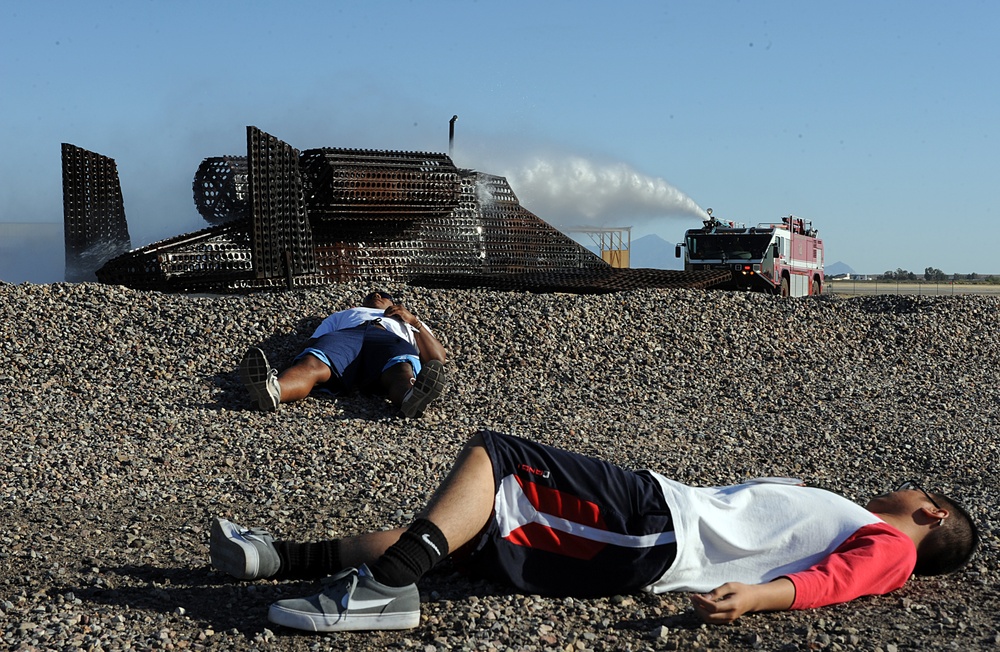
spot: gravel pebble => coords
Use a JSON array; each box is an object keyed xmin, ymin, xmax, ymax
[{"xmin": 1, "ymin": 281, "xmax": 998, "ymax": 651}]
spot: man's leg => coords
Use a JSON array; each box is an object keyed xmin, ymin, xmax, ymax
[
  {"xmin": 363, "ymin": 431, "xmax": 495, "ymax": 577},
  {"xmin": 380, "ymin": 361, "xmax": 415, "ymax": 408},
  {"xmin": 211, "ymin": 433, "xmax": 495, "ymax": 580},
  {"xmin": 421, "ymin": 432, "xmax": 495, "ymax": 543},
  {"xmin": 299, "ymin": 432, "xmax": 495, "ymax": 575},
  {"xmin": 262, "ymin": 434, "xmax": 496, "ymax": 632},
  {"xmin": 239, "ymin": 348, "xmax": 333, "ymax": 412},
  {"xmin": 275, "ymin": 355, "xmax": 332, "ymax": 402},
  {"xmin": 360, "ymin": 329, "xmax": 446, "ymax": 417}
]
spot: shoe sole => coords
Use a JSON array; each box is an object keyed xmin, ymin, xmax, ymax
[
  {"xmin": 239, "ymin": 348, "xmax": 279, "ymax": 412},
  {"xmin": 267, "ymin": 602, "xmax": 420, "ymax": 632},
  {"xmin": 210, "ymin": 517, "xmax": 261, "ymax": 580},
  {"xmin": 399, "ymin": 360, "xmax": 446, "ymax": 418}
]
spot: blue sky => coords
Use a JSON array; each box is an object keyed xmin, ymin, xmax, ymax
[{"xmin": 2, "ymin": 0, "xmax": 998, "ymax": 279}]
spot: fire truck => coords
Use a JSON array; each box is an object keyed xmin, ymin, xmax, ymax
[{"xmin": 675, "ymin": 210, "xmax": 824, "ymax": 297}]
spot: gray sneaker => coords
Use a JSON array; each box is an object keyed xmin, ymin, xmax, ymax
[
  {"xmin": 267, "ymin": 564, "xmax": 420, "ymax": 632},
  {"xmin": 399, "ymin": 359, "xmax": 446, "ymax": 418},
  {"xmin": 210, "ymin": 517, "xmax": 281, "ymax": 580},
  {"xmin": 239, "ymin": 347, "xmax": 280, "ymax": 412}
]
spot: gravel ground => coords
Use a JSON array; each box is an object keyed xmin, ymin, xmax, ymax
[{"xmin": 1, "ymin": 281, "xmax": 998, "ymax": 651}]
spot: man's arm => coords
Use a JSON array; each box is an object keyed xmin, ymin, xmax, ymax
[
  {"xmin": 691, "ymin": 524, "xmax": 915, "ymax": 624},
  {"xmin": 411, "ymin": 323, "xmax": 446, "ymax": 363},
  {"xmin": 383, "ymin": 304, "xmax": 446, "ymax": 363},
  {"xmin": 782, "ymin": 523, "xmax": 914, "ymax": 610},
  {"xmin": 689, "ymin": 578, "xmax": 795, "ymax": 624}
]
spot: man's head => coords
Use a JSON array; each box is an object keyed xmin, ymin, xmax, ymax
[
  {"xmin": 912, "ymin": 491, "xmax": 979, "ymax": 576},
  {"xmin": 869, "ymin": 483, "xmax": 979, "ymax": 576},
  {"xmin": 362, "ymin": 290, "xmax": 395, "ymax": 309}
]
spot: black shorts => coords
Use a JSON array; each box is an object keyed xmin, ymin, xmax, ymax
[
  {"xmin": 297, "ymin": 323, "xmax": 419, "ymax": 394},
  {"xmin": 464, "ymin": 431, "xmax": 677, "ymax": 598}
]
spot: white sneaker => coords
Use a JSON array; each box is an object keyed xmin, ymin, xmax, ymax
[
  {"xmin": 210, "ymin": 517, "xmax": 281, "ymax": 580},
  {"xmin": 239, "ymin": 347, "xmax": 280, "ymax": 412}
]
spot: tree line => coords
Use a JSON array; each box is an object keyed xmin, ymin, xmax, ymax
[{"xmin": 879, "ymin": 268, "xmax": 1000, "ymax": 284}]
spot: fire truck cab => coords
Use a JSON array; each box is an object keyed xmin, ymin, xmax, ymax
[{"xmin": 675, "ymin": 210, "xmax": 824, "ymax": 297}]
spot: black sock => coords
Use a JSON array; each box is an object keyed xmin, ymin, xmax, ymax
[
  {"xmin": 368, "ymin": 518, "xmax": 449, "ymax": 587},
  {"xmin": 272, "ymin": 539, "xmax": 342, "ymax": 580}
]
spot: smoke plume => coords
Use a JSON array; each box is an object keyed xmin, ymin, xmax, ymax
[{"xmin": 496, "ymin": 155, "xmax": 709, "ymax": 229}]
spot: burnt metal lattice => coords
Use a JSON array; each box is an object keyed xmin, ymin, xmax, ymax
[
  {"xmin": 74, "ymin": 126, "xmax": 730, "ymax": 295},
  {"xmin": 409, "ymin": 268, "xmax": 733, "ymax": 294},
  {"xmin": 61, "ymin": 143, "xmax": 132, "ymax": 282},
  {"xmin": 475, "ymin": 173, "xmax": 601, "ymax": 274},
  {"xmin": 301, "ymin": 148, "xmax": 460, "ymax": 219},
  {"xmin": 96, "ymin": 222, "xmax": 254, "ymax": 291},
  {"xmin": 193, "ymin": 156, "xmax": 249, "ymax": 225},
  {"xmin": 247, "ymin": 126, "xmax": 317, "ymax": 281}
]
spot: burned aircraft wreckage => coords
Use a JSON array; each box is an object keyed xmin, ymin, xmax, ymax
[{"xmin": 62, "ymin": 126, "xmax": 730, "ymax": 294}]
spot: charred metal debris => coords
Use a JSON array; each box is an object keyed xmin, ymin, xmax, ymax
[{"xmin": 61, "ymin": 126, "xmax": 730, "ymax": 294}]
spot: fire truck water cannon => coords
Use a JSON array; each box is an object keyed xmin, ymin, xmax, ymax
[
  {"xmin": 700, "ymin": 208, "xmax": 745, "ymax": 231},
  {"xmin": 676, "ymin": 210, "xmax": 824, "ymax": 298}
]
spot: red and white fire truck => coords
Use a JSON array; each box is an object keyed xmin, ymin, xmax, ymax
[{"xmin": 675, "ymin": 210, "xmax": 824, "ymax": 297}]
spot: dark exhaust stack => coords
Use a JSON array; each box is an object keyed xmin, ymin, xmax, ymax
[{"xmin": 449, "ymin": 115, "xmax": 458, "ymax": 157}]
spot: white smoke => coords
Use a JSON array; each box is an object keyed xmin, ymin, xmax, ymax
[{"xmin": 496, "ymin": 155, "xmax": 709, "ymax": 228}]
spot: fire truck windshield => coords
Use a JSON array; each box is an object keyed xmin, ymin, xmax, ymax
[{"xmin": 686, "ymin": 233, "xmax": 774, "ymax": 261}]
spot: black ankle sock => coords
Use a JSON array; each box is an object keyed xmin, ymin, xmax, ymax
[
  {"xmin": 369, "ymin": 518, "xmax": 449, "ymax": 587},
  {"xmin": 272, "ymin": 539, "xmax": 342, "ymax": 580}
]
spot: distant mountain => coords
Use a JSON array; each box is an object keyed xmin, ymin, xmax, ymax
[
  {"xmin": 629, "ymin": 234, "xmax": 685, "ymax": 270},
  {"xmin": 825, "ymin": 261, "xmax": 855, "ymax": 276}
]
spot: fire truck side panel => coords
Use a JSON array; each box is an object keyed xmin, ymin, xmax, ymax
[{"xmin": 789, "ymin": 273, "xmax": 809, "ymax": 297}]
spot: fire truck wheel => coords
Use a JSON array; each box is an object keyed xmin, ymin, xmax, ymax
[{"xmin": 780, "ymin": 277, "xmax": 790, "ymax": 297}]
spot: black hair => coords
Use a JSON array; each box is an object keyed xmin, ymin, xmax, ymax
[
  {"xmin": 363, "ymin": 290, "xmax": 394, "ymax": 305},
  {"xmin": 912, "ymin": 493, "xmax": 979, "ymax": 576}
]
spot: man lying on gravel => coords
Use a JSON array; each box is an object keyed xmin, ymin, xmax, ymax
[
  {"xmin": 239, "ymin": 290, "xmax": 446, "ymax": 418},
  {"xmin": 210, "ymin": 430, "xmax": 979, "ymax": 632}
]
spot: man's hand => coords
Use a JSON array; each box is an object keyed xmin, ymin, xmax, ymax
[
  {"xmin": 382, "ymin": 304, "xmax": 418, "ymax": 327},
  {"xmin": 382, "ymin": 304, "xmax": 446, "ymax": 363},
  {"xmin": 689, "ymin": 578, "xmax": 795, "ymax": 624}
]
